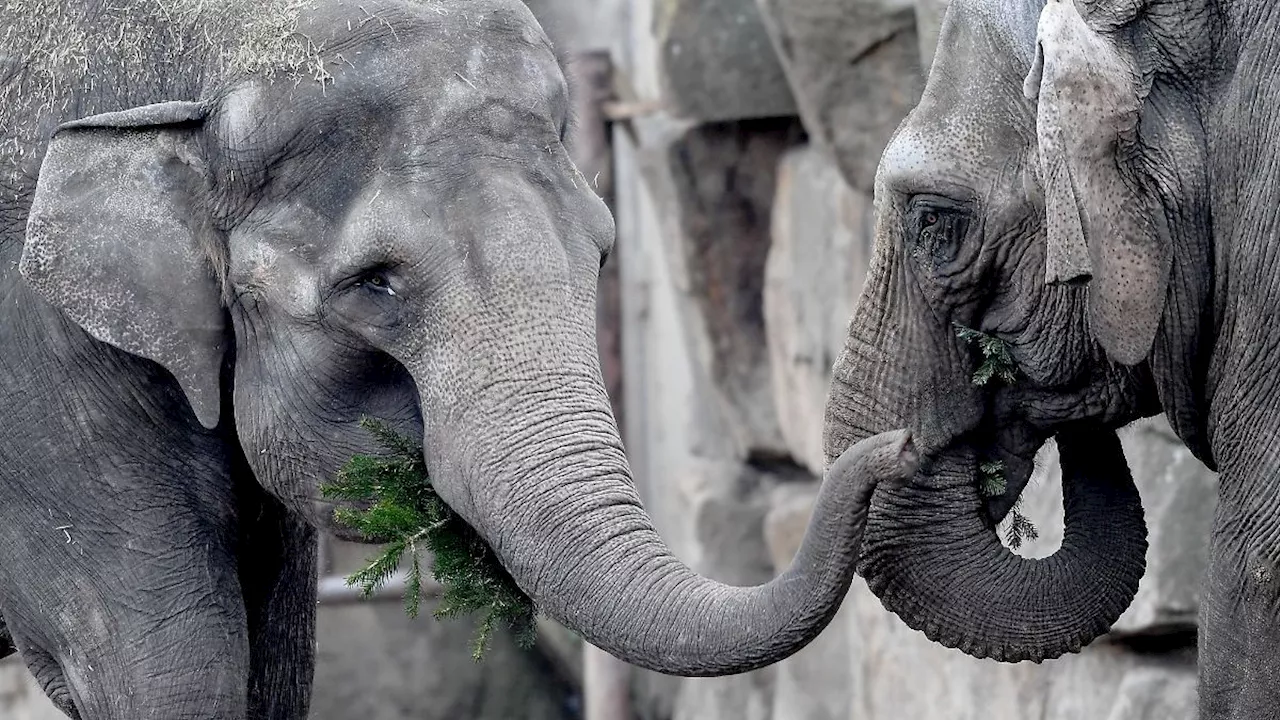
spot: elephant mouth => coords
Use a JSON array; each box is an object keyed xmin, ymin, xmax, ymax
[
  {"xmin": 974, "ymin": 425, "xmax": 1045, "ymax": 527},
  {"xmin": 953, "ymin": 370, "xmax": 1137, "ymax": 528},
  {"xmin": 944, "ymin": 388, "xmax": 1061, "ymax": 528}
]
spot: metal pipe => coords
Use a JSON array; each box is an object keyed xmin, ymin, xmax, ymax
[
  {"xmin": 315, "ymin": 531, "xmax": 331, "ymax": 577},
  {"xmin": 316, "ymin": 569, "xmax": 441, "ymax": 605}
]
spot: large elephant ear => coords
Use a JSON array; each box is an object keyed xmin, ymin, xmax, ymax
[
  {"xmin": 1022, "ymin": 0, "xmax": 1169, "ymax": 365},
  {"xmin": 21, "ymin": 101, "xmax": 228, "ymax": 429}
]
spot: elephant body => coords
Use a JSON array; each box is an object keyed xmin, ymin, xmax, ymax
[
  {"xmin": 1, "ymin": 5, "xmax": 321, "ymax": 717},
  {"xmin": 822, "ymin": 0, "xmax": 1280, "ymax": 718},
  {"xmin": 1, "ymin": 9, "xmax": 316, "ymax": 720},
  {"xmin": 2, "ymin": 1, "xmax": 917, "ymax": 716}
]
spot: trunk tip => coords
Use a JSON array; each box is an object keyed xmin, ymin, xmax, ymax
[{"xmin": 895, "ymin": 430, "xmax": 919, "ymax": 479}]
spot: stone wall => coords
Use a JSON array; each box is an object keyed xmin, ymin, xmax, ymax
[{"xmin": 610, "ymin": 0, "xmax": 1213, "ymax": 718}]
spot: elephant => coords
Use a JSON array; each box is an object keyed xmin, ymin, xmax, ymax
[
  {"xmin": 822, "ymin": 0, "xmax": 1280, "ymax": 716},
  {"xmin": 1, "ymin": 0, "xmax": 919, "ymax": 715}
]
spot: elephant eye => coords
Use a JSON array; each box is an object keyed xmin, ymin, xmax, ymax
[
  {"xmin": 908, "ymin": 198, "xmax": 969, "ymax": 265},
  {"xmin": 356, "ymin": 272, "xmax": 396, "ymax": 296}
]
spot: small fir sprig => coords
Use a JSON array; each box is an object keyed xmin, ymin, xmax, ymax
[
  {"xmin": 1003, "ymin": 509, "xmax": 1040, "ymax": 551},
  {"xmin": 976, "ymin": 457, "xmax": 1038, "ymax": 550},
  {"xmin": 320, "ymin": 418, "xmax": 539, "ymax": 661},
  {"xmin": 953, "ymin": 324, "xmax": 1018, "ymax": 387},
  {"xmin": 978, "ymin": 460, "xmax": 1007, "ymax": 497}
]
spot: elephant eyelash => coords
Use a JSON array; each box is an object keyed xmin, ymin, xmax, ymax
[{"xmin": 333, "ymin": 266, "xmax": 400, "ymax": 298}]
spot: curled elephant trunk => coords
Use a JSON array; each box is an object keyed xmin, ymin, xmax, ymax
[
  {"xmin": 824, "ymin": 232, "xmax": 1148, "ymax": 663},
  {"xmin": 417, "ymin": 363, "xmax": 918, "ymax": 676},
  {"xmin": 858, "ymin": 428, "xmax": 1147, "ymax": 662}
]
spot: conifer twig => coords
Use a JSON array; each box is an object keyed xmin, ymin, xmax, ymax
[
  {"xmin": 953, "ymin": 323, "xmax": 1018, "ymax": 386},
  {"xmin": 320, "ymin": 417, "xmax": 540, "ymax": 661}
]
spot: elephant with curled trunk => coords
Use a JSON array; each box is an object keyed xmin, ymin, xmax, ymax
[
  {"xmin": 823, "ymin": 0, "xmax": 1280, "ymax": 716},
  {"xmin": 1, "ymin": 0, "xmax": 917, "ymax": 715}
]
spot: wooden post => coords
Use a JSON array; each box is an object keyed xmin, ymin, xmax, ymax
[{"xmin": 565, "ymin": 49, "xmax": 634, "ymax": 720}]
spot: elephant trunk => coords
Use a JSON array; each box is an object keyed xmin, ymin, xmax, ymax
[
  {"xmin": 823, "ymin": 231, "xmax": 1147, "ymax": 663},
  {"xmin": 858, "ymin": 429, "xmax": 1146, "ymax": 662},
  {"xmin": 414, "ymin": 340, "xmax": 916, "ymax": 677}
]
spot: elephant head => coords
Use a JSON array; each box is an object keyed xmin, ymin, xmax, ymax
[
  {"xmin": 823, "ymin": 0, "xmax": 1216, "ymax": 663},
  {"xmin": 19, "ymin": 0, "xmax": 917, "ymax": 677}
]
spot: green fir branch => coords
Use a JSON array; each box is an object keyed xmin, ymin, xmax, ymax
[
  {"xmin": 953, "ymin": 323, "xmax": 1018, "ymax": 387},
  {"xmin": 320, "ymin": 417, "xmax": 539, "ymax": 661},
  {"xmin": 977, "ymin": 460, "xmax": 1007, "ymax": 497},
  {"xmin": 955, "ymin": 327, "xmax": 1037, "ymax": 548},
  {"xmin": 1003, "ymin": 509, "xmax": 1040, "ymax": 551}
]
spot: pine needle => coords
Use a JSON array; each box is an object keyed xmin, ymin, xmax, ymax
[
  {"xmin": 320, "ymin": 417, "xmax": 539, "ymax": 661},
  {"xmin": 954, "ymin": 328, "xmax": 1037, "ymax": 548},
  {"xmin": 953, "ymin": 323, "xmax": 1018, "ymax": 386},
  {"xmin": 976, "ymin": 460, "xmax": 1040, "ymax": 550},
  {"xmin": 978, "ymin": 460, "xmax": 1007, "ymax": 497},
  {"xmin": 1004, "ymin": 509, "xmax": 1040, "ymax": 550}
]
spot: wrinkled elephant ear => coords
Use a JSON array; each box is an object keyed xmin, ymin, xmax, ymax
[
  {"xmin": 1022, "ymin": 0, "xmax": 1170, "ymax": 366},
  {"xmin": 21, "ymin": 101, "xmax": 228, "ymax": 428}
]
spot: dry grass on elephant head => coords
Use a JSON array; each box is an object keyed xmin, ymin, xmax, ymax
[{"xmin": 3, "ymin": 0, "xmax": 329, "ymax": 92}]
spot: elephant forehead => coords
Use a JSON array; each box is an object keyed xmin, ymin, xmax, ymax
[
  {"xmin": 878, "ymin": 124, "xmax": 1004, "ymax": 197},
  {"xmin": 220, "ymin": 1, "xmax": 565, "ymax": 154},
  {"xmin": 877, "ymin": 0, "xmax": 1041, "ymax": 198},
  {"xmin": 947, "ymin": 0, "xmax": 1043, "ymax": 68}
]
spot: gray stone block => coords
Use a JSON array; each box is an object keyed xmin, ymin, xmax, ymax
[
  {"xmin": 522, "ymin": 0, "xmax": 619, "ymax": 51},
  {"xmin": 636, "ymin": 118, "xmax": 806, "ymax": 460},
  {"xmin": 615, "ymin": 115, "xmax": 820, "ymax": 720},
  {"xmin": 838, "ymin": 576, "xmax": 1198, "ymax": 720},
  {"xmin": 756, "ymin": 0, "xmax": 925, "ymax": 193},
  {"xmin": 770, "ymin": 600, "xmax": 854, "ymax": 720},
  {"xmin": 673, "ymin": 672, "xmax": 774, "ymax": 720},
  {"xmin": 313, "ymin": 540, "xmax": 576, "ymax": 720},
  {"xmin": 1114, "ymin": 417, "xmax": 1217, "ymax": 635},
  {"xmin": 1104, "ymin": 665, "xmax": 1199, "ymax": 720},
  {"xmin": 763, "ymin": 482, "xmax": 820, "ymax": 573},
  {"xmin": 654, "ymin": 0, "xmax": 798, "ymax": 121},
  {"xmin": 764, "ymin": 482, "xmax": 858, "ymax": 720},
  {"xmin": 0, "ymin": 659, "xmax": 63, "ymax": 720},
  {"xmin": 765, "ymin": 146, "xmax": 874, "ymax": 475}
]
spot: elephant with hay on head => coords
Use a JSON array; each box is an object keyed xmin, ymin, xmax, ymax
[{"xmin": 0, "ymin": 0, "xmax": 917, "ymax": 716}]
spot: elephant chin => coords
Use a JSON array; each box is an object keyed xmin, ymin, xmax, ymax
[{"xmin": 855, "ymin": 425, "xmax": 1148, "ymax": 663}]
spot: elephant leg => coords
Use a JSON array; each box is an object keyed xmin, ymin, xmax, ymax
[
  {"xmin": 3, "ymin": 552, "xmax": 252, "ymax": 720},
  {"xmin": 236, "ymin": 482, "xmax": 318, "ymax": 720},
  {"xmin": 1200, "ymin": 488, "xmax": 1280, "ymax": 720}
]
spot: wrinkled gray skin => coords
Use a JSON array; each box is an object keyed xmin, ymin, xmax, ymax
[
  {"xmin": 1, "ymin": 0, "xmax": 919, "ymax": 716},
  {"xmin": 823, "ymin": 0, "xmax": 1280, "ymax": 717}
]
